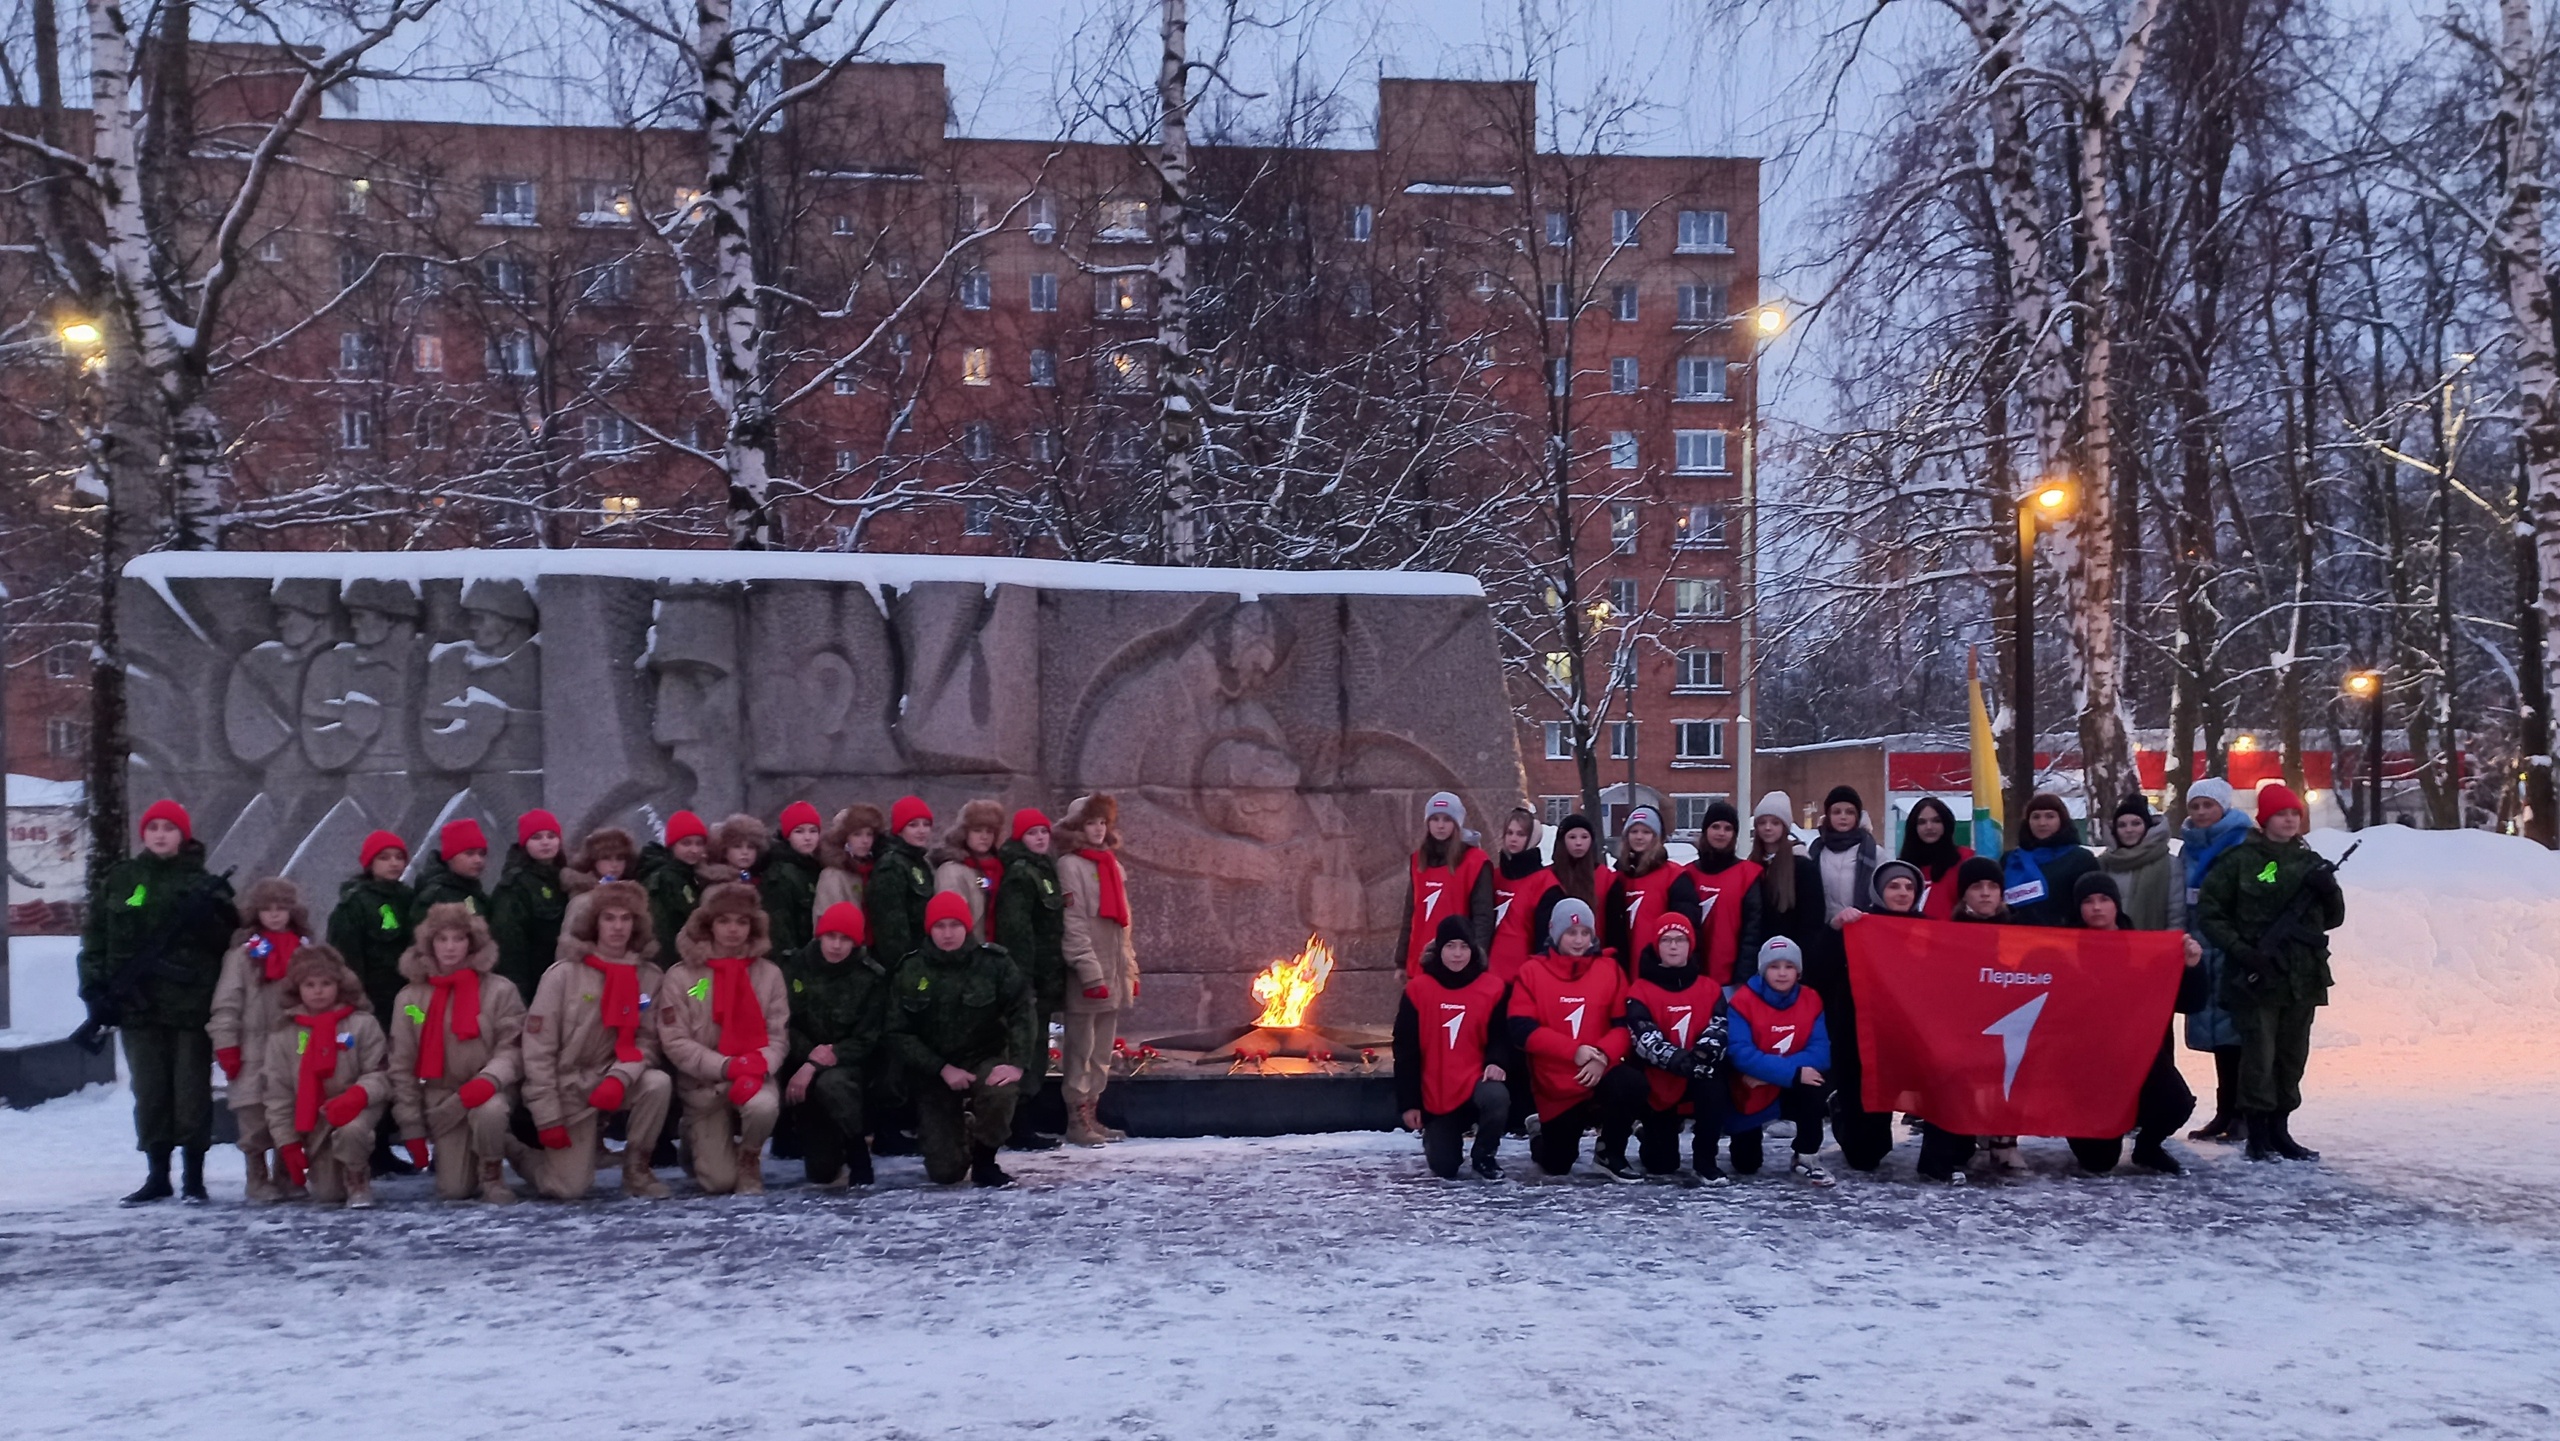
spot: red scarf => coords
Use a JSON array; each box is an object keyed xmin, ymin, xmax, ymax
[
  {"xmin": 583, "ymin": 955, "xmax": 644, "ymax": 1063},
  {"xmin": 1077, "ymin": 848, "xmax": 1130, "ymax": 926},
  {"xmin": 707, "ymin": 956, "xmax": 769, "ymax": 1059},
  {"xmin": 291, "ymin": 1006, "xmax": 356, "ymax": 1134},
  {"xmin": 250, "ymin": 929, "xmax": 301, "ymax": 983},
  {"xmin": 416, "ymin": 967, "xmax": 482, "ymax": 1081},
  {"xmin": 964, "ymin": 852, "xmax": 1003, "ymax": 912}
]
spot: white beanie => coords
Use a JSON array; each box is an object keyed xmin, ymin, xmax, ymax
[
  {"xmin": 1548, "ymin": 897, "xmax": 1596, "ymax": 946},
  {"xmin": 1623, "ymin": 804, "xmax": 1663, "ymax": 837},
  {"xmin": 1753, "ymin": 791, "xmax": 1794, "ymax": 823},
  {"xmin": 1424, "ymin": 791, "xmax": 1467, "ymax": 828},
  {"xmin": 1757, "ymin": 935, "xmax": 1805, "ymax": 972},
  {"xmin": 2187, "ymin": 777, "xmax": 2235, "ymax": 811}
]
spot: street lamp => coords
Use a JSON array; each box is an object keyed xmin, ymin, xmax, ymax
[
  {"xmin": 1735, "ymin": 301, "xmax": 1787, "ymax": 813},
  {"xmin": 2344, "ymin": 668, "xmax": 2384, "ymax": 829},
  {"xmin": 2010, "ymin": 475, "xmax": 2075, "ymax": 829},
  {"xmin": 58, "ymin": 320, "xmax": 102, "ymax": 348}
]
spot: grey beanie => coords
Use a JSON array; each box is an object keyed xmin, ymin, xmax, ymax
[
  {"xmin": 1548, "ymin": 897, "xmax": 1596, "ymax": 946},
  {"xmin": 1424, "ymin": 791, "xmax": 1467, "ymax": 828},
  {"xmin": 2186, "ymin": 777, "xmax": 2236, "ymax": 811},
  {"xmin": 1757, "ymin": 935, "xmax": 1805, "ymax": 972},
  {"xmin": 1623, "ymin": 804, "xmax": 1663, "ymax": 837}
]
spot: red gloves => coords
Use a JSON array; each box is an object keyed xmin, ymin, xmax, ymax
[
  {"xmin": 404, "ymin": 1139, "xmax": 432, "ymax": 1172},
  {"xmin": 214, "ymin": 1047, "xmax": 243, "ymax": 1079},
  {"xmin": 278, "ymin": 1144, "xmax": 309, "ymax": 1187},
  {"xmin": 539, "ymin": 1125, "xmax": 572, "ymax": 1151},
  {"xmin": 455, "ymin": 1077, "xmax": 497, "ymax": 1110},
  {"xmin": 728, "ymin": 1073, "xmax": 762, "ymax": 1108},
  {"xmin": 1083, "ymin": 985, "xmax": 1111, "ymax": 1000},
  {"xmin": 322, "ymin": 1085, "xmax": 368, "ymax": 1129},
  {"xmin": 587, "ymin": 1076, "xmax": 625, "ymax": 1113},
  {"xmin": 724, "ymin": 1053, "xmax": 768, "ymax": 1081}
]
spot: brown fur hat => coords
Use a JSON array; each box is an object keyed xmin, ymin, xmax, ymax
[
  {"xmin": 822, "ymin": 803, "xmax": 887, "ymax": 870},
  {"xmin": 398, "ymin": 902, "xmax": 499, "ymax": 983},
  {"xmin": 1056, "ymin": 793, "xmax": 1121, "ymax": 848},
  {"xmin": 938, "ymin": 798, "xmax": 1008, "ymax": 857},
  {"xmin": 282, "ymin": 943, "xmax": 370, "ymax": 1014},
  {"xmin": 233, "ymin": 876, "xmax": 311, "ymax": 942},
  {"xmin": 556, "ymin": 878, "xmax": 658, "ymax": 965},
  {"xmin": 678, "ymin": 880, "xmax": 772, "ymax": 963},
  {"xmin": 569, "ymin": 826, "xmax": 636, "ymax": 876},
  {"xmin": 712, "ymin": 812, "xmax": 770, "ymax": 861}
]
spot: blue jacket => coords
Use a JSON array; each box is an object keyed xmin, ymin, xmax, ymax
[
  {"xmin": 1723, "ymin": 974, "xmax": 1831, "ymax": 1130},
  {"xmin": 2179, "ymin": 808, "xmax": 2253, "ymax": 1052}
]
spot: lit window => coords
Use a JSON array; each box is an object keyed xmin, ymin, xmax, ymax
[
  {"xmin": 413, "ymin": 334, "xmax": 443, "ymax": 373},
  {"xmin": 1677, "ymin": 356, "xmax": 1729, "ymax": 401},
  {"xmin": 1097, "ymin": 275, "xmax": 1147, "ymax": 317},
  {"xmin": 1674, "ymin": 429, "xmax": 1728, "ymax": 473},
  {"xmin": 1544, "ymin": 652, "xmax": 1574, "ymax": 685},
  {"xmin": 1103, "ymin": 348, "xmax": 1147, "ymax": 391},
  {"xmin": 600, "ymin": 493, "xmax": 641, "ymax": 521},
  {"xmin": 1098, "ymin": 198, "xmax": 1150, "ymax": 241},
  {"xmin": 1609, "ymin": 431, "xmax": 1638, "ymax": 470},
  {"xmin": 341, "ymin": 178, "xmax": 371, "ymax": 215},
  {"xmin": 575, "ymin": 180, "xmax": 635, "ymax": 225},
  {"xmin": 961, "ymin": 347, "xmax": 993, "ymax": 386},
  {"xmin": 1677, "ymin": 209, "xmax": 1729, "ymax": 253}
]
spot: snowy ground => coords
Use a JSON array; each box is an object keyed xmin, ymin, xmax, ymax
[{"xmin": 4, "ymin": 828, "xmax": 2557, "ymax": 1438}]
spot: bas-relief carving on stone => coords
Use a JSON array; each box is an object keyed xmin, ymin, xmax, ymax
[{"xmin": 121, "ymin": 558, "xmax": 1526, "ymax": 1028}]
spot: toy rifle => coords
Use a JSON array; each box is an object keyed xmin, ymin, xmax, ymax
[
  {"xmin": 2235, "ymin": 841, "xmax": 2358, "ymax": 996},
  {"xmin": 69, "ymin": 870, "xmax": 236, "ymax": 1055}
]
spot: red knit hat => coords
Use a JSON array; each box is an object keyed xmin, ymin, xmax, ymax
[
  {"xmin": 924, "ymin": 891, "xmax": 973, "ymax": 932},
  {"xmin": 779, "ymin": 800, "xmax": 823, "ymax": 835},
  {"xmin": 664, "ymin": 810, "xmax": 708, "ymax": 846},
  {"xmin": 1648, "ymin": 912, "xmax": 1697, "ymax": 951},
  {"xmin": 2255, "ymin": 782, "xmax": 2307, "ymax": 824},
  {"xmin": 516, "ymin": 809, "xmax": 562, "ymax": 844},
  {"xmin": 891, "ymin": 796, "xmax": 934, "ymax": 834},
  {"xmin": 137, "ymin": 798, "xmax": 192, "ymax": 841},
  {"xmin": 1010, "ymin": 807, "xmax": 1051, "ymax": 842},
  {"xmin": 439, "ymin": 818, "xmax": 490, "ymax": 856},
  {"xmin": 358, "ymin": 830, "xmax": 408, "ymax": 871},
  {"xmin": 815, "ymin": 902, "xmax": 869, "ymax": 944}
]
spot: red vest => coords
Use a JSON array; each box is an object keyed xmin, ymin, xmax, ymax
[
  {"xmin": 1727, "ymin": 983, "xmax": 1825, "ymax": 1116},
  {"xmin": 1626, "ymin": 974, "xmax": 1713, "ymax": 1111},
  {"xmin": 1488, "ymin": 866, "xmax": 1558, "ymax": 980},
  {"xmin": 1688, "ymin": 859, "xmax": 1762, "ymax": 985},
  {"xmin": 1610, "ymin": 861, "xmax": 1686, "ymax": 958},
  {"xmin": 1509, "ymin": 950, "xmax": 1629, "ymax": 1121},
  {"xmin": 1403, "ymin": 969, "xmax": 1508, "ymax": 1115},
  {"xmin": 1404, "ymin": 847, "xmax": 1491, "ymax": 975}
]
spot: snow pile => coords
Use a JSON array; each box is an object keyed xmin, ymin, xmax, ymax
[
  {"xmin": 1, "ymin": 936, "xmax": 86, "ymax": 1048},
  {"xmin": 2313, "ymin": 826, "xmax": 2560, "ymax": 1050}
]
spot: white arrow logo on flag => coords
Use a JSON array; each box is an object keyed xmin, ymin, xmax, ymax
[{"xmin": 1982, "ymin": 993, "xmax": 2049, "ymax": 1100}]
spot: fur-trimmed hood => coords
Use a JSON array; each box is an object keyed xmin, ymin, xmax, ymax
[
  {"xmin": 232, "ymin": 875, "xmax": 311, "ymax": 944},
  {"xmin": 712, "ymin": 811, "xmax": 771, "ymax": 862},
  {"xmin": 398, "ymin": 901, "xmax": 500, "ymax": 982},
  {"xmin": 1056, "ymin": 793, "xmax": 1121, "ymax": 848},
  {"xmin": 677, "ymin": 880, "xmax": 772, "ymax": 964},
  {"xmin": 282, "ymin": 943, "xmax": 370, "ymax": 1014},
  {"xmin": 556, "ymin": 879, "xmax": 659, "ymax": 965},
  {"xmin": 822, "ymin": 803, "xmax": 886, "ymax": 872}
]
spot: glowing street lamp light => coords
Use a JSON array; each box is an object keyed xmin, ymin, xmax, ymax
[
  {"xmin": 2344, "ymin": 668, "xmax": 2385, "ymax": 829},
  {"xmin": 2006, "ymin": 474, "xmax": 2075, "ymax": 828},
  {"xmin": 1753, "ymin": 303, "xmax": 1787, "ymax": 338},
  {"xmin": 58, "ymin": 320, "xmax": 102, "ymax": 348},
  {"xmin": 2342, "ymin": 669, "xmax": 2380, "ymax": 700}
]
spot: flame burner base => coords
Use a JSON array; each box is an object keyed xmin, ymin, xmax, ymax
[{"xmin": 1142, "ymin": 1023, "xmax": 1394, "ymax": 1067}]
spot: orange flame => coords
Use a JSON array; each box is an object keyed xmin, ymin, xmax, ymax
[{"xmin": 1250, "ymin": 935, "xmax": 1336, "ymax": 1028}]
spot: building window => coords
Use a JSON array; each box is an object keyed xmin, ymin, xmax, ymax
[
  {"xmin": 1675, "ymin": 429, "xmax": 1729, "ymax": 473},
  {"xmin": 481, "ymin": 255, "xmax": 532, "ymax": 299},
  {"xmin": 337, "ymin": 331, "xmax": 379, "ymax": 377},
  {"xmin": 1027, "ymin": 193, "xmax": 1059, "ymax": 243},
  {"xmin": 1544, "ymin": 209, "xmax": 1571, "ymax": 247},
  {"xmin": 340, "ymin": 178, "xmax": 372, "ymax": 215},
  {"xmin": 961, "ymin": 347, "xmax": 993, "ymax": 386},
  {"xmin": 575, "ymin": 180, "xmax": 634, "ymax": 225},
  {"xmin": 1673, "ymin": 794, "xmax": 1726, "ymax": 833},
  {"xmin": 834, "ymin": 448, "xmax": 859, "ymax": 473},
  {"xmin": 1610, "ymin": 502, "xmax": 1638, "ymax": 555},
  {"xmin": 1544, "ymin": 651, "xmax": 1575, "ymax": 685},
  {"xmin": 1675, "ymin": 648, "xmax": 1727, "ymax": 691},
  {"xmin": 1346, "ymin": 203, "xmax": 1373, "ymax": 242},
  {"xmin": 962, "ymin": 421, "xmax": 995, "ymax": 461},
  {"xmin": 1612, "ymin": 283, "xmax": 1638, "ymax": 322},
  {"xmin": 1677, "ymin": 356, "xmax": 1730, "ymax": 401},
  {"xmin": 1543, "ymin": 282, "xmax": 1570, "ymax": 321},
  {"xmin": 1345, "ymin": 279, "xmax": 1373, "ymax": 316},
  {"xmin": 1608, "ymin": 721, "xmax": 1636, "ymax": 760},
  {"xmin": 489, "ymin": 332, "xmax": 537, "ymax": 377},
  {"xmin": 1674, "ymin": 579, "xmax": 1727, "ymax": 618},
  {"xmin": 1610, "ymin": 357, "xmax": 1638, "ymax": 394},
  {"xmin": 1612, "ymin": 207, "xmax": 1639, "ymax": 245},
  {"xmin": 1103, "ymin": 348, "xmax": 1148, "ymax": 391},
  {"xmin": 682, "ymin": 341, "xmax": 709, "ymax": 378},
  {"xmin": 257, "ymin": 235, "xmax": 285, "ymax": 263},
  {"xmin": 1029, "ymin": 348, "xmax": 1057, "ymax": 387},
  {"xmin": 1098, "ymin": 198, "xmax": 1150, "ymax": 242},
  {"xmin": 830, "ymin": 214, "xmax": 855, "ymax": 235},
  {"xmin": 1548, "ymin": 358, "xmax": 1569, "ymax": 397},
  {"xmin": 1609, "ymin": 431, "xmax": 1639, "ymax": 470},
  {"xmin": 962, "ymin": 498, "xmax": 996, "ymax": 534},
  {"xmin": 1103, "ymin": 425, "xmax": 1146, "ymax": 465},
  {"xmin": 593, "ymin": 338, "xmax": 632, "ymax": 376},
  {"xmin": 45, "ymin": 717, "xmax": 84, "ymax": 758},
  {"xmin": 339, "ymin": 407, "xmax": 373, "ymax": 450},
  {"xmin": 1097, "ymin": 274, "xmax": 1147, "ymax": 318},
  {"xmin": 600, "ymin": 493, "xmax": 641, "ymax": 522},
  {"xmin": 1029, "ymin": 428, "xmax": 1061, "ymax": 463},
  {"xmin": 1607, "ymin": 579, "xmax": 1639, "ymax": 619},
  {"xmin": 1542, "ymin": 795, "xmax": 1575, "ymax": 825},
  {"xmin": 405, "ymin": 180, "xmax": 438, "ymax": 218},
  {"xmin": 1674, "ymin": 719, "xmax": 1728, "ymax": 763},
  {"xmin": 832, "ymin": 369, "xmax": 856, "ymax": 394},
  {"xmin": 582, "ymin": 413, "xmax": 637, "ymax": 455},
  {"xmin": 410, "ymin": 258, "xmax": 444, "ymax": 295},
  {"xmin": 412, "ymin": 334, "xmax": 443, "ymax": 373},
  {"xmin": 1676, "ymin": 209, "xmax": 1730, "ymax": 252},
  {"xmin": 44, "ymin": 644, "xmax": 82, "ymax": 679},
  {"xmin": 338, "ymin": 251, "xmax": 369, "ymax": 289},
  {"xmin": 959, "ymin": 268, "xmax": 992, "ymax": 310},
  {"xmin": 1679, "ymin": 283, "xmax": 1728, "ymax": 326},
  {"xmin": 1680, "ymin": 503, "xmax": 1729, "ymax": 548},
  {"xmin": 1029, "ymin": 272, "xmax": 1058, "ymax": 312},
  {"xmin": 415, "ymin": 409, "xmax": 449, "ymax": 450},
  {"xmin": 481, "ymin": 177, "xmax": 538, "ymax": 225},
  {"xmin": 581, "ymin": 260, "xmax": 635, "ymax": 303},
  {"xmin": 1542, "ymin": 721, "xmax": 1573, "ymax": 760}
]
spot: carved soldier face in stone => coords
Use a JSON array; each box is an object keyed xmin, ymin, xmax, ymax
[
  {"xmin": 643, "ymin": 588, "xmax": 744, "ymax": 809},
  {"xmin": 349, "ymin": 605, "xmax": 408, "ymax": 648},
  {"xmin": 275, "ymin": 603, "xmax": 325, "ymax": 651},
  {"xmin": 1199, "ymin": 733, "xmax": 1302, "ymax": 843},
  {"xmin": 468, "ymin": 608, "xmax": 532, "ymax": 655}
]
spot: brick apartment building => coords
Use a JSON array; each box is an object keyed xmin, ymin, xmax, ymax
[{"xmin": 2, "ymin": 54, "xmax": 1761, "ymax": 839}]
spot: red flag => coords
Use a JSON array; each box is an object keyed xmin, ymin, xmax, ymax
[{"xmin": 1846, "ymin": 917, "xmax": 2183, "ymax": 1137}]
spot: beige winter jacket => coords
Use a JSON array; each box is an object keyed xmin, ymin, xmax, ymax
[
  {"xmin": 386, "ymin": 929, "xmax": 527, "ymax": 1143},
  {"xmin": 656, "ymin": 945, "xmax": 790, "ymax": 1113},
  {"xmin": 521, "ymin": 938, "xmax": 666, "ymax": 1131},
  {"xmin": 931, "ymin": 857, "xmax": 996, "ymax": 939},
  {"xmin": 1056, "ymin": 850, "xmax": 1138, "ymax": 1013},
  {"xmin": 260, "ymin": 1009, "xmax": 391, "ymax": 1145},
  {"xmin": 813, "ymin": 866, "xmax": 863, "ymax": 925},
  {"xmin": 208, "ymin": 936, "xmax": 300, "ymax": 1110}
]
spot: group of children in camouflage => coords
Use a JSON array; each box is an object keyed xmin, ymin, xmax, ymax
[
  {"xmin": 82, "ymin": 792, "xmax": 1139, "ymax": 1206},
  {"xmin": 1389, "ymin": 779, "xmax": 2344, "ymax": 1185}
]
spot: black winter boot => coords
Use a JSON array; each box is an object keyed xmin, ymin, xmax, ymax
[
  {"xmin": 2129, "ymin": 1135, "xmax": 2183, "ymax": 1175},
  {"xmin": 968, "ymin": 1143, "xmax": 1015, "ymax": 1188},
  {"xmin": 123, "ymin": 1150, "xmax": 175, "ymax": 1205},
  {"xmin": 845, "ymin": 1146, "xmax": 875, "ymax": 1187},
  {"xmin": 180, "ymin": 1147, "xmax": 210, "ymax": 1203},
  {"xmin": 2245, "ymin": 1112, "xmax": 2277, "ymax": 1162},
  {"xmin": 2189, "ymin": 1111, "xmax": 2236, "ymax": 1143},
  {"xmin": 2270, "ymin": 1111, "xmax": 2319, "ymax": 1162}
]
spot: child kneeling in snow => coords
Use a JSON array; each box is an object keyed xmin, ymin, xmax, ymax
[
  {"xmin": 1723, "ymin": 937, "xmax": 1834, "ymax": 1187},
  {"xmin": 388, "ymin": 903, "xmax": 527, "ymax": 1204},
  {"xmin": 261, "ymin": 946, "xmax": 390, "ymax": 1208},
  {"xmin": 658, "ymin": 882, "xmax": 789, "ymax": 1197},
  {"xmin": 1618, "ymin": 913, "xmax": 1731, "ymax": 1181},
  {"xmin": 1393, "ymin": 916, "xmax": 1515, "ymax": 1179}
]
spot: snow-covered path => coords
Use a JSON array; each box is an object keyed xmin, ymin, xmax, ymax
[{"xmin": 2, "ymin": 1070, "xmax": 2554, "ymax": 1441}]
